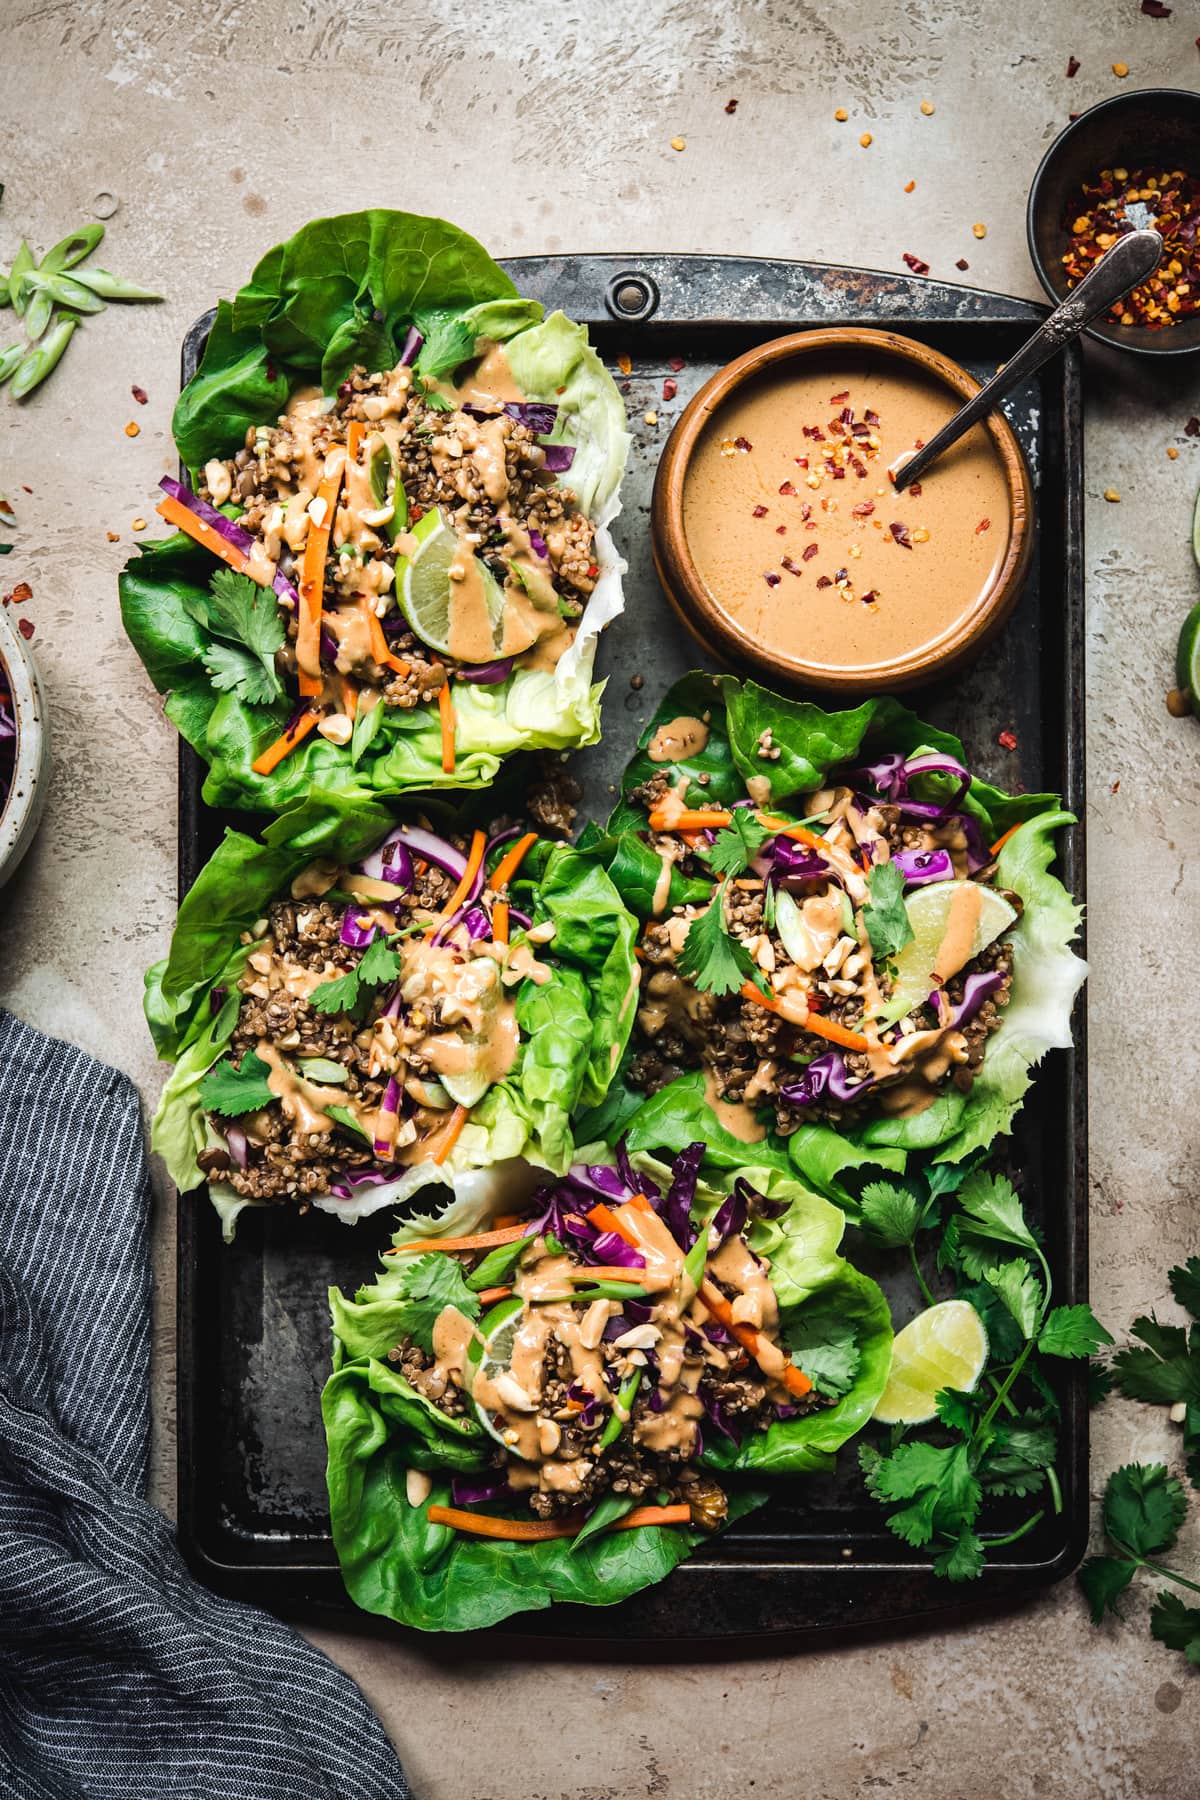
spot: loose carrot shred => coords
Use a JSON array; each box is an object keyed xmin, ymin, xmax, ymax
[
  {"xmin": 756, "ymin": 813, "xmax": 827, "ymax": 850},
  {"xmin": 296, "ymin": 463, "xmax": 344, "ymax": 697},
  {"xmin": 341, "ymin": 676, "xmax": 359, "ymax": 720},
  {"xmin": 250, "ymin": 707, "xmax": 321, "ymax": 775},
  {"xmin": 432, "ymin": 1102, "xmax": 469, "ymax": 1165},
  {"xmin": 156, "ymin": 494, "xmax": 250, "ymax": 576},
  {"xmin": 426, "ymin": 1502, "xmax": 690, "ymax": 1541},
  {"xmin": 384, "ymin": 1220, "xmax": 531, "ymax": 1257},
  {"xmin": 739, "ymin": 980, "xmax": 869, "ymax": 1052},
  {"xmin": 989, "ymin": 823, "xmax": 1021, "ymax": 857},
  {"xmin": 489, "ymin": 830, "xmax": 539, "ymax": 892},
  {"xmin": 627, "ymin": 1193, "xmax": 654, "ymax": 1214},
  {"xmin": 492, "ymin": 1214, "xmax": 523, "ymax": 1229},
  {"xmin": 475, "ymin": 1285, "xmax": 514, "ymax": 1304},
  {"xmin": 492, "ymin": 899, "xmax": 510, "ymax": 944},
  {"xmin": 647, "ymin": 807, "xmax": 732, "ymax": 832},
  {"xmin": 432, "ymin": 829, "xmax": 487, "ymax": 932},
  {"xmin": 437, "ymin": 678, "xmax": 456, "ymax": 773},
  {"xmin": 364, "ymin": 597, "xmax": 411, "ymax": 676},
  {"xmin": 700, "ymin": 1278, "xmax": 812, "ymax": 1399},
  {"xmin": 346, "ymin": 419, "xmax": 365, "ymax": 464},
  {"xmin": 586, "ymin": 1201, "xmax": 640, "ymax": 1247}
]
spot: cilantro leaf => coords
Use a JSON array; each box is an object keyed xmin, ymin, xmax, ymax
[
  {"xmin": 395, "ymin": 1253, "xmax": 482, "ymax": 1355},
  {"xmin": 932, "ymin": 1527, "xmax": 985, "ymax": 1582},
  {"xmin": 198, "ymin": 1052, "xmax": 275, "ymax": 1116},
  {"xmin": 308, "ymin": 967, "xmax": 365, "ymax": 1015},
  {"xmin": 1111, "ymin": 1317, "xmax": 1200, "ymax": 1408},
  {"xmin": 857, "ymin": 1180, "xmax": 924, "ymax": 1250},
  {"xmin": 1103, "ymin": 1463, "xmax": 1187, "ymax": 1560},
  {"xmin": 983, "ymin": 1258, "xmax": 1043, "ymax": 1339},
  {"xmin": 862, "ymin": 861, "xmax": 913, "ymax": 960},
  {"xmin": 702, "ymin": 810, "xmax": 771, "ymax": 878},
  {"xmin": 202, "ymin": 639, "xmax": 283, "ymax": 705},
  {"xmin": 1038, "ymin": 1303, "xmax": 1113, "ymax": 1360},
  {"xmin": 785, "ymin": 1309, "xmax": 861, "ymax": 1398},
  {"xmin": 1089, "ymin": 1359, "xmax": 1116, "ymax": 1407},
  {"xmin": 1169, "ymin": 1257, "xmax": 1200, "ymax": 1322},
  {"xmin": 677, "ymin": 880, "xmax": 761, "ymax": 998},
  {"xmin": 956, "ymin": 1169, "xmax": 1040, "ymax": 1255},
  {"xmin": 1078, "ymin": 1555, "xmax": 1139, "ymax": 1622},
  {"xmin": 188, "ymin": 567, "xmax": 285, "ymax": 690},
  {"xmin": 1150, "ymin": 1592, "xmax": 1200, "ymax": 1666},
  {"xmin": 357, "ymin": 934, "xmax": 401, "ymax": 988},
  {"xmin": 935, "ymin": 1388, "xmax": 982, "ymax": 1435},
  {"xmin": 979, "ymin": 1415, "xmax": 1056, "ymax": 1497}
]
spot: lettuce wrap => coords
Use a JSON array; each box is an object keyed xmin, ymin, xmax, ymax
[
  {"xmin": 583, "ymin": 673, "xmax": 1086, "ymax": 1211},
  {"xmin": 119, "ymin": 211, "xmax": 631, "ymax": 814},
  {"xmin": 145, "ymin": 790, "xmax": 640, "ymax": 1240},
  {"xmin": 322, "ymin": 1142, "xmax": 890, "ymax": 1629}
]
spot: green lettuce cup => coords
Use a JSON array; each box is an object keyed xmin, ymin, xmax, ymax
[{"xmin": 120, "ymin": 210, "xmax": 630, "ymax": 813}]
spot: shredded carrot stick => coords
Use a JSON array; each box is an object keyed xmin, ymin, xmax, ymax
[
  {"xmin": 475, "ymin": 1285, "xmax": 514, "ymax": 1304},
  {"xmin": 489, "ymin": 830, "xmax": 539, "ymax": 892},
  {"xmin": 431, "ymin": 829, "xmax": 487, "ymax": 932},
  {"xmin": 346, "ymin": 419, "xmax": 364, "ymax": 464},
  {"xmin": 492, "ymin": 900, "xmax": 509, "ymax": 944},
  {"xmin": 756, "ymin": 813, "xmax": 827, "ymax": 850},
  {"xmin": 492, "ymin": 1214, "xmax": 523, "ymax": 1230},
  {"xmin": 739, "ymin": 980, "xmax": 869, "ymax": 1052},
  {"xmin": 156, "ymin": 494, "xmax": 251, "ymax": 576},
  {"xmin": 989, "ymin": 822, "xmax": 1022, "ymax": 857},
  {"xmin": 432, "ymin": 1102, "xmax": 469, "ymax": 1165},
  {"xmin": 700, "ymin": 1278, "xmax": 813, "ymax": 1400},
  {"xmin": 647, "ymin": 807, "xmax": 732, "ymax": 832},
  {"xmin": 296, "ymin": 463, "xmax": 344, "ymax": 697},
  {"xmin": 627, "ymin": 1193, "xmax": 654, "ymax": 1215},
  {"xmin": 611, "ymin": 1504, "xmax": 691, "ymax": 1532},
  {"xmin": 438, "ymin": 678, "xmax": 456, "ymax": 773},
  {"xmin": 250, "ymin": 707, "xmax": 321, "ymax": 775},
  {"xmin": 341, "ymin": 676, "xmax": 359, "ymax": 720},
  {"xmin": 426, "ymin": 1503, "xmax": 691, "ymax": 1541},
  {"xmin": 364, "ymin": 598, "xmax": 411, "ymax": 677},
  {"xmin": 384, "ymin": 1220, "xmax": 531, "ymax": 1257},
  {"xmin": 586, "ymin": 1202, "xmax": 640, "ymax": 1247}
]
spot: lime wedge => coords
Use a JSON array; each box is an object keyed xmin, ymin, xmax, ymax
[
  {"xmin": 465, "ymin": 1294, "xmax": 531, "ymax": 1453},
  {"xmin": 1175, "ymin": 598, "xmax": 1200, "ymax": 718},
  {"xmin": 881, "ymin": 880, "xmax": 1018, "ymax": 1024},
  {"xmin": 872, "ymin": 1299, "xmax": 989, "ymax": 1426},
  {"xmin": 396, "ymin": 506, "xmax": 504, "ymax": 660},
  {"xmin": 1192, "ymin": 479, "xmax": 1200, "ymax": 570}
]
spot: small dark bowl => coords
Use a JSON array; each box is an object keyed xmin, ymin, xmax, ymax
[{"xmin": 1027, "ymin": 87, "xmax": 1200, "ymax": 358}]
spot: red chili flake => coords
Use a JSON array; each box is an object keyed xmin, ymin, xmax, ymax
[
  {"xmin": 265, "ymin": 360, "xmax": 278, "ymax": 383},
  {"xmin": 1111, "ymin": 779, "xmax": 1121, "ymax": 793},
  {"xmin": 662, "ymin": 378, "xmax": 678, "ymax": 401},
  {"xmin": 780, "ymin": 556, "xmax": 803, "ymax": 576},
  {"xmin": 838, "ymin": 406, "xmax": 854, "ymax": 425},
  {"xmin": 734, "ymin": 435, "xmax": 753, "ymax": 451},
  {"xmin": 852, "ymin": 500, "xmax": 875, "ymax": 517},
  {"xmin": 752, "ymin": 504, "xmax": 769, "ymax": 518},
  {"xmin": 775, "ymin": 524, "xmax": 787, "ymax": 535},
  {"xmin": 620, "ymin": 380, "xmax": 632, "ymax": 394},
  {"xmin": 816, "ymin": 575, "xmax": 833, "ymax": 589},
  {"xmin": 795, "ymin": 456, "xmax": 809, "ymax": 468},
  {"xmin": 864, "ymin": 410, "xmax": 880, "ymax": 426},
  {"xmin": 802, "ymin": 543, "xmax": 820, "ymax": 561},
  {"xmin": 1066, "ymin": 54, "xmax": 1080, "ymax": 76},
  {"xmin": 851, "ymin": 421, "xmax": 871, "ymax": 438},
  {"xmin": 889, "ymin": 521, "xmax": 913, "ymax": 548},
  {"xmin": 956, "ymin": 258, "xmax": 970, "ymax": 271},
  {"xmin": 21, "ymin": 486, "xmax": 32, "ymax": 495},
  {"xmin": 669, "ymin": 354, "xmax": 686, "ymax": 372},
  {"xmin": 800, "ymin": 504, "xmax": 812, "ymax": 520},
  {"xmin": 764, "ymin": 571, "xmax": 781, "ymax": 587},
  {"xmin": 17, "ymin": 617, "xmax": 34, "ymax": 640},
  {"xmin": 725, "ymin": 98, "xmax": 738, "ymax": 114},
  {"xmin": 850, "ymin": 457, "xmax": 867, "ymax": 478},
  {"xmin": 779, "ymin": 480, "xmax": 796, "ymax": 495},
  {"xmin": 830, "ymin": 390, "xmax": 850, "ymax": 404},
  {"xmin": 9, "ymin": 582, "xmax": 32, "ymax": 604},
  {"xmin": 997, "ymin": 728, "xmax": 1017, "ymax": 751},
  {"xmin": 914, "ymin": 438, "xmax": 925, "ymax": 449},
  {"xmin": 834, "ymin": 567, "xmax": 849, "ymax": 582},
  {"xmin": 975, "ymin": 517, "xmax": 991, "ymax": 534},
  {"xmin": 1141, "ymin": 0, "xmax": 1171, "ymax": 16},
  {"xmin": 907, "ymin": 481, "xmax": 923, "ymax": 497},
  {"xmin": 0, "ymin": 499, "xmax": 12, "ymax": 517},
  {"xmin": 861, "ymin": 589, "xmax": 880, "ymax": 605},
  {"xmin": 831, "ymin": 466, "xmax": 846, "ymax": 479},
  {"xmin": 586, "ymin": 563, "xmax": 599, "ymax": 578},
  {"xmin": 903, "ymin": 252, "xmax": 930, "ymax": 275},
  {"xmin": 131, "ymin": 384, "xmax": 148, "ymax": 405},
  {"xmin": 1185, "ymin": 416, "xmax": 1200, "ymax": 436}
]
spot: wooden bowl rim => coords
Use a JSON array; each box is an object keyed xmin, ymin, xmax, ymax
[{"xmin": 652, "ymin": 326, "xmax": 1034, "ymax": 693}]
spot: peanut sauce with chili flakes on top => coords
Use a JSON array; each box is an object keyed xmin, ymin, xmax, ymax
[{"xmin": 681, "ymin": 355, "xmax": 1010, "ymax": 673}]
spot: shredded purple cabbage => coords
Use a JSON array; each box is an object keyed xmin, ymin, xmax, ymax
[
  {"xmin": 590, "ymin": 1231, "xmax": 646, "ymax": 1270},
  {"xmin": 456, "ymin": 659, "xmax": 514, "ymax": 685},
  {"xmin": 661, "ymin": 1141, "xmax": 704, "ymax": 1249},
  {"xmin": 950, "ymin": 968, "xmax": 1006, "ymax": 1027},
  {"xmin": 339, "ymin": 909, "xmax": 378, "ymax": 949},
  {"xmin": 450, "ymin": 1473, "xmax": 513, "ymax": 1505},
  {"xmin": 540, "ymin": 443, "xmax": 576, "ymax": 473},
  {"xmin": 780, "ymin": 1050, "xmax": 874, "ymax": 1108},
  {"xmin": 892, "ymin": 846, "xmax": 955, "ymax": 886},
  {"xmin": 399, "ymin": 326, "xmax": 423, "ymax": 366}
]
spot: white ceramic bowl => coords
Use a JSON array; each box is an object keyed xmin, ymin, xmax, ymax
[{"xmin": 0, "ymin": 603, "xmax": 50, "ymax": 886}]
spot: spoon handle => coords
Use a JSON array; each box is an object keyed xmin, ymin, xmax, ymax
[{"xmin": 893, "ymin": 228, "xmax": 1164, "ymax": 491}]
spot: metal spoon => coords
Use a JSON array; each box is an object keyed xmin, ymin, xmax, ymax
[{"xmin": 890, "ymin": 227, "xmax": 1164, "ymax": 491}]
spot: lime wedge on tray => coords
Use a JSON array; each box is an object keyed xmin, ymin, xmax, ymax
[
  {"xmin": 1174, "ymin": 597, "xmax": 1200, "ymax": 719},
  {"xmin": 396, "ymin": 506, "xmax": 505, "ymax": 660},
  {"xmin": 465, "ymin": 1294, "xmax": 529, "ymax": 1452},
  {"xmin": 872, "ymin": 1299, "xmax": 989, "ymax": 1426},
  {"xmin": 881, "ymin": 881, "xmax": 1018, "ymax": 1023}
]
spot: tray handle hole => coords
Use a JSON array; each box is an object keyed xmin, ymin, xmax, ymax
[{"xmin": 605, "ymin": 271, "xmax": 660, "ymax": 323}]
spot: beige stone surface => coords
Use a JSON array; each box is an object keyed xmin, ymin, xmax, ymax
[{"xmin": 2, "ymin": 1, "xmax": 1199, "ymax": 1794}]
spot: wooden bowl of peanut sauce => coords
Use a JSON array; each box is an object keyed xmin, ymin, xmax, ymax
[{"xmin": 651, "ymin": 328, "xmax": 1033, "ymax": 693}]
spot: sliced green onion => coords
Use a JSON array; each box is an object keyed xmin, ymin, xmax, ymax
[
  {"xmin": 0, "ymin": 345, "xmax": 23, "ymax": 385},
  {"xmin": 22, "ymin": 285, "xmax": 53, "ymax": 342},
  {"xmin": 38, "ymin": 223, "xmax": 105, "ymax": 274},
  {"xmin": 10, "ymin": 314, "xmax": 77, "ymax": 400},
  {"xmin": 66, "ymin": 266, "xmax": 161, "ymax": 302},
  {"xmin": 28, "ymin": 271, "xmax": 105, "ymax": 315},
  {"xmin": 8, "ymin": 241, "xmax": 34, "ymax": 316}
]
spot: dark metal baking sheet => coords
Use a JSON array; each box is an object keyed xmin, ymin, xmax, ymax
[{"xmin": 175, "ymin": 254, "xmax": 1087, "ymax": 1643}]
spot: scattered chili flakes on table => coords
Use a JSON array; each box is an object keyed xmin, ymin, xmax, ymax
[
  {"xmin": 1103, "ymin": 488, "xmax": 1121, "ymax": 502},
  {"xmin": 8, "ymin": 583, "xmax": 32, "ymax": 605},
  {"xmin": 1111, "ymin": 62, "xmax": 1129, "ymax": 78},
  {"xmin": 1066, "ymin": 54, "xmax": 1080, "ymax": 77},
  {"xmin": 616, "ymin": 352, "xmax": 632, "ymax": 375},
  {"xmin": 106, "ymin": 529, "xmax": 121, "ymax": 541},
  {"xmin": 668, "ymin": 354, "xmax": 685, "ymax": 371},
  {"xmin": 859, "ymin": 132, "xmax": 873, "ymax": 148},
  {"xmin": 670, "ymin": 136, "xmax": 686, "ymax": 152},
  {"xmin": 724, "ymin": 98, "xmax": 738, "ymax": 114},
  {"xmin": 997, "ymin": 728, "xmax": 1017, "ymax": 750},
  {"xmin": 956, "ymin": 258, "xmax": 970, "ymax": 271},
  {"xmin": 131, "ymin": 384, "xmax": 148, "ymax": 404},
  {"xmin": 902, "ymin": 252, "xmax": 930, "ymax": 275},
  {"xmin": 124, "ymin": 421, "xmax": 140, "ymax": 438},
  {"xmin": 17, "ymin": 618, "xmax": 34, "ymax": 640},
  {"xmin": 835, "ymin": 107, "xmax": 848, "ymax": 122},
  {"xmin": 904, "ymin": 180, "xmax": 916, "ymax": 193},
  {"xmin": 1185, "ymin": 416, "xmax": 1200, "ymax": 436},
  {"xmin": 1168, "ymin": 446, "xmax": 1179, "ymax": 459},
  {"xmin": 919, "ymin": 100, "xmax": 935, "ymax": 116},
  {"xmin": 1062, "ymin": 164, "xmax": 1200, "ymax": 327},
  {"xmin": 1141, "ymin": 1, "xmax": 1171, "ymax": 17},
  {"xmin": 972, "ymin": 222, "xmax": 987, "ymax": 239},
  {"xmin": 662, "ymin": 378, "xmax": 677, "ymax": 400},
  {"xmin": 131, "ymin": 517, "xmax": 147, "ymax": 531}
]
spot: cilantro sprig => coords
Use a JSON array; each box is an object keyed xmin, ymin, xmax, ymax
[
  {"xmin": 857, "ymin": 1166, "xmax": 1112, "ymax": 1580},
  {"xmin": 198, "ymin": 1051, "xmax": 275, "ymax": 1116},
  {"xmin": 699, "ymin": 810, "xmax": 771, "ymax": 879},
  {"xmin": 1079, "ymin": 1464, "xmax": 1200, "ymax": 1664},
  {"xmin": 1109, "ymin": 1255, "xmax": 1200, "ymax": 1488},
  {"xmin": 677, "ymin": 878, "xmax": 764, "ymax": 999},
  {"xmin": 391, "ymin": 1253, "xmax": 481, "ymax": 1354},
  {"xmin": 861, "ymin": 861, "xmax": 914, "ymax": 960},
  {"xmin": 190, "ymin": 569, "xmax": 286, "ymax": 707},
  {"xmin": 309, "ymin": 933, "xmax": 401, "ymax": 1015}
]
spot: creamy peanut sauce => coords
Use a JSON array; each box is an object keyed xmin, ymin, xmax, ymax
[
  {"xmin": 422, "ymin": 1211, "xmax": 797, "ymax": 1493},
  {"xmin": 682, "ymin": 355, "xmax": 1011, "ymax": 673},
  {"xmin": 647, "ymin": 715, "xmax": 711, "ymax": 764},
  {"xmin": 702, "ymin": 1067, "xmax": 767, "ymax": 1143}
]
